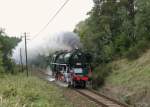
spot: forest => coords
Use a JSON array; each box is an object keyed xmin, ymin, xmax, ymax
[
  {"xmin": 75, "ymin": 0, "xmax": 150, "ymax": 62},
  {"xmin": 74, "ymin": 0, "xmax": 150, "ymax": 86}
]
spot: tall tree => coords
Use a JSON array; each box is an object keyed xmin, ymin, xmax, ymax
[
  {"xmin": 0, "ymin": 28, "xmax": 21, "ymax": 72},
  {"xmin": 75, "ymin": 0, "xmax": 150, "ymax": 65}
]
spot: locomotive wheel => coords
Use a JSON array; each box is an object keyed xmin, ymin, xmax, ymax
[
  {"xmin": 73, "ymin": 80, "xmax": 77, "ymax": 88},
  {"xmin": 81, "ymin": 81, "xmax": 86, "ymax": 88}
]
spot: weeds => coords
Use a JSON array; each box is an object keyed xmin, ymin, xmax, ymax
[{"xmin": 0, "ymin": 73, "xmax": 72, "ymax": 107}]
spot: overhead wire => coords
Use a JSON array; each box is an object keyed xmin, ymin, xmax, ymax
[{"xmin": 31, "ymin": 0, "xmax": 70, "ymax": 40}]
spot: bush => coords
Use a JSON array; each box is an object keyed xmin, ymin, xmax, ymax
[
  {"xmin": 126, "ymin": 46, "xmax": 140, "ymax": 60},
  {"xmin": 126, "ymin": 40, "xmax": 149, "ymax": 60},
  {"xmin": 92, "ymin": 64, "xmax": 112, "ymax": 89}
]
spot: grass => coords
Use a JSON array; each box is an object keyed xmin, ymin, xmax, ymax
[
  {"xmin": 104, "ymin": 49, "xmax": 150, "ymax": 106},
  {"xmin": 0, "ymin": 73, "xmax": 73, "ymax": 107},
  {"xmin": 107, "ymin": 50, "xmax": 150, "ymax": 90}
]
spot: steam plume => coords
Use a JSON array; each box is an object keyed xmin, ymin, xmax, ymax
[{"xmin": 12, "ymin": 32, "xmax": 81, "ymax": 64}]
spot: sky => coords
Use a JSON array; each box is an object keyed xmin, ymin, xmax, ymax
[{"xmin": 0, "ymin": 0, "xmax": 94, "ymax": 38}]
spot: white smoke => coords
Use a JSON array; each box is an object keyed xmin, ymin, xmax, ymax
[{"xmin": 12, "ymin": 32, "xmax": 81, "ymax": 64}]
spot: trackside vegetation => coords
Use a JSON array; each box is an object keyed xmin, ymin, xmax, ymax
[
  {"xmin": 104, "ymin": 49, "xmax": 150, "ymax": 106},
  {"xmin": 74, "ymin": 0, "xmax": 150, "ymax": 88},
  {"xmin": 0, "ymin": 73, "xmax": 73, "ymax": 107},
  {"xmin": 0, "ymin": 29, "xmax": 21, "ymax": 74},
  {"xmin": 0, "ymin": 30, "xmax": 73, "ymax": 107},
  {"xmin": 74, "ymin": 0, "xmax": 150, "ymax": 106}
]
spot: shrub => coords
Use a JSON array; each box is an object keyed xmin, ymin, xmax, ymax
[
  {"xmin": 126, "ymin": 46, "xmax": 140, "ymax": 60},
  {"xmin": 126, "ymin": 39, "xmax": 149, "ymax": 60},
  {"xmin": 92, "ymin": 64, "xmax": 112, "ymax": 89}
]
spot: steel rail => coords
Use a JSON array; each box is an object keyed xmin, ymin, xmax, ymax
[
  {"xmin": 75, "ymin": 89, "xmax": 128, "ymax": 107},
  {"xmin": 34, "ymin": 70, "xmax": 128, "ymax": 107},
  {"xmin": 87, "ymin": 89, "xmax": 128, "ymax": 107}
]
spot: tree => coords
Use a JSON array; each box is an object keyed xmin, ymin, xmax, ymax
[
  {"xmin": 135, "ymin": 0, "xmax": 150, "ymax": 41},
  {"xmin": 0, "ymin": 51, "xmax": 4, "ymax": 73},
  {"xmin": 0, "ymin": 28, "xmax": 21, "ymax": 72},
  {"xmin": 75, "ymin": 0, "xmax": 150, "ymax": 64}
]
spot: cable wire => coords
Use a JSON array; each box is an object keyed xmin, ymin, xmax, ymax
[{"xmin": 32, "ymin": 0, "xmax": 70, "ymax": 40}]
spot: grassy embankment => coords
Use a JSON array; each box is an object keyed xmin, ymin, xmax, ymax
[
  {"xmin": 0, "ymin": 73, "xmax": 72, "ymax": 107},
  {"xmin": 102, "ymin": 50, "xmax": 150, "ymax": 106}
]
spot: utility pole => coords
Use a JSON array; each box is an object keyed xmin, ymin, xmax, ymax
[
  {"xmin": 24, "ymin": 32, "xmax": 28, "ymax": 77},
  {"xmin": 20, "ymin": 48, "xmax": 23, "ymax": 72}
]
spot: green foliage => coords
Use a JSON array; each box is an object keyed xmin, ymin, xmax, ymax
[
  {"xmin": 135, "ymin": 0, "xmax": 150, "ymax": 41},
  {"xmin": 126, "ymin": 39, "xmax": 149, "ymax": 60},
  {"xmin": 75, "ymin": 0, "xmax": 150, "ymax": 62},
  {"xmin": 75, "ymin": 0, "xmax": 150, "ymax": 87},
  {"xmin": 0, "ymin": 51, "xmax": 4, "ymax": 73},
  {"xmin": 107, "ymin": 51, "xmax": 150, "ymax": 106},
  {"xmin": 75, "ymin": 0, "xmax": 142, "ymax": 62},
  {"xmin": 92, "ymin": 64, "xmax": 112, "ymax": 89},
  {"xmin": 0, "ymin": 29, "xmax": 21, "ymax": 73},
  {"xmin": 0, "ymin": 73, "xmax": 73, "ymax": 107}
]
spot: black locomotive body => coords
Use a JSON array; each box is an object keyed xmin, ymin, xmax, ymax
[{"xmin": 50, "ymin": 49, "xmax": 92, "ymax": 88}]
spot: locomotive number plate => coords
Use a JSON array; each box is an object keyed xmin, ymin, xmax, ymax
[{"xmin": 73, "ymin": 68, "xmax": 82, "ymax": 73}]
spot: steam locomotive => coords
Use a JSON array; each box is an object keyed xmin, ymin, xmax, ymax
[{"xmin": 50, "ymin": 49, "xmax": 92, "ymax": 88}]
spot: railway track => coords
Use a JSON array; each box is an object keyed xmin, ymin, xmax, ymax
[
  {"xmin": 34, "ymin": 70, "xmax": 128, "ymax": 107},
  {"xmin": 75, "ymin": 89, "xmax": 128, "ymax": 107}
]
